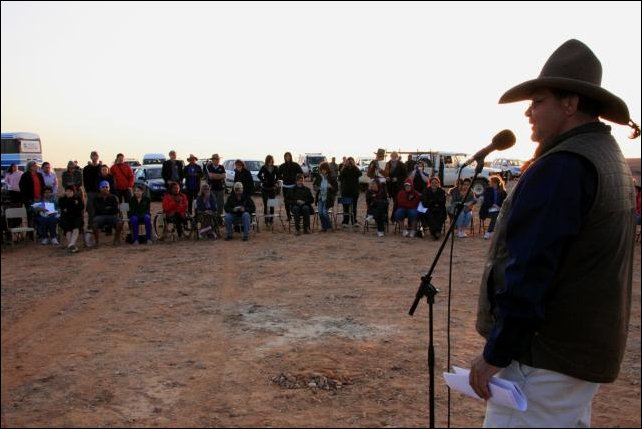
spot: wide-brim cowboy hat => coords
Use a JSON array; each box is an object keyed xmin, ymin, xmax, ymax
[{"xmin": 499, "ymin": 39, "xmax": 630, "ymax": 125}]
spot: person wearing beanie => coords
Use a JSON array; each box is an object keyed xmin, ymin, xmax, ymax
[{"xmin": 394, "ymin": 179, "xmax": 421, "ymax": 237}]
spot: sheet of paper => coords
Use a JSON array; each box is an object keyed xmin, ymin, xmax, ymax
[
  {"xmin": 443, "ymin": 366, "xmax": 527, "ymax": 412},
  {"xmin": 417, "ymin": 202, "xmax": 428, "ymax": 214}
]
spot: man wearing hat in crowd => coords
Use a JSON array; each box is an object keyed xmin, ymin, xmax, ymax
[
  {"xmin": 223, "ymin": 181, "xmax": 256, "ymax": 241},
  {"xmin": 205, "ymin": 153, "xmax": 226, "ymax": 219},
  {"xmin": 61, "ymin": 159, "xmax": 84, "ymax": 195},
  {"xmin": 183, "ymin": 154, "xmax": 203, "ymax": 216},
  {"xmin": 470, "ymin": 39, "xmax": 639, "ymax": 427},
  {"xmin": 90, "ymin": 180, "xmax": 123, "ymax": 247},
  {"xmin": 367, "ymin": 148, "xmax": 388, "ymax": 183}
]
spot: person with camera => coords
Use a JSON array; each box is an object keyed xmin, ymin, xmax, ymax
[{"xmin": 407, "ymin": 159, "xmax": 430, "ymax": 194}]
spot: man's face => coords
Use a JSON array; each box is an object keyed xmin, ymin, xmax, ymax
[
  {"xmin": 525, "ymin": 88, "xmax": 570, "ymax": 144},
  {"xmin": 65, "ymin": 189, "xmax": 74, "ymax": 198},
  {"xmin": 101, "ymin": 166, "xmax": 109, "ymax": 176},
  {"xmin": 42, "ymin": 164, "xmax": 51, "ymax": 173},
  {"xmin": 212, "ymin": 157, "xmax": 219, "ymax": 165},
  {"xmin": 430, "ymin": 179, "xmax": 439, "ymax": 189},
  {"xmin": 44, "ymin": 190, "xmax": 52, "ymax": 199},
  {"xmin": 296, "ymin": 178, "xmax": 304, "ymax": 187},
  {"xmin": 100, "ymin": 185, "xmax": 110, "ymax": 194},
  {"xmin": 30, "ymin": 163, "xmax": 39, "ymax": 173},
  {"xmin": 391, "ymin": 153, "xmax": 398, "ymax": 161},
  {"xmin": 91, "ymin": 153, "xmax": 99, "ymax": 163},
  {"xmin": 169, "ymin": 152, "xmax": 177, "ymax": 160},
  {"xmin": 117, "ymin": 155, "xmax": 124, "ymax": 163},
  {"xmin": 284, "ymin": 154, "xmax": 292, "ymax": 162}
]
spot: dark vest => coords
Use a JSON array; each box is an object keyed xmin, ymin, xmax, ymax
[{"xmin": 476, "ymin": 129, "xmax": 635, "ymax": 383}]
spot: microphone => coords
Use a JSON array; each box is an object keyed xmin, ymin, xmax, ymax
[{"xmin": 461, "ymin": 129, "xmax": 516, "ymax": 168}]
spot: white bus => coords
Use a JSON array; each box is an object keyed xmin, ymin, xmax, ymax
[{"xmin": 1, "ymin": 132, "xmax": 43, "ymax": 174}]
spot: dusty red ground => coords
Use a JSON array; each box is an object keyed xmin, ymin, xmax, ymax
[{"xmin": 2, "ymin": 198, "xmax": 640, "ymax": 427}]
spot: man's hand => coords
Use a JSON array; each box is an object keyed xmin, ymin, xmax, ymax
[{"xmin": 469, "ymin": 354, "xmax": 501, "ymax": 400}]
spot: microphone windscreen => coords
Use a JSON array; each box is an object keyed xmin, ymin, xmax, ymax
[{"xmin": 492, "ymin": 129, "xmax": 516, "ymax": 150}]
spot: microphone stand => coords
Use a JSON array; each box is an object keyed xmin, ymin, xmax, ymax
[{"xmin": 408, "ymin": 160, "xmax": 485, "ymax": 428}]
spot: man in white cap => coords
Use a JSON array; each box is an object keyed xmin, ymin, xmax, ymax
[
  {"xmin": 471, "ymin": 39, "xmax": 639, "ymax": 427},
  {"xmin": 223, "ymin": 182, "xmax": 255, "ymax": 241}
]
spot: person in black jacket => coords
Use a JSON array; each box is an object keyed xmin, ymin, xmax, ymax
[
  {"xmin": 278, "ymin": 152, "xmax": 303, "ymax": 221},
  {"xmin": 233, "ymin": 159, "xmax": 254, "ymax": 198},
  {"xmin": 83, "ymin": 151, "xmax": 103, "ymax": 225},
  {"xmin": 287, "ymin": 174, "xmax": 314, "ymax": 235},
  {"xmin": 161, "ymin": 150, "xmax": 185, "ymax": 188},
  {"xmin": 421, "ymin": 176, "xmax": 447, "ymax": 240},
  {"xmin": 90, "ymin": 180, "xmax": 123, "ymax": 246},
  {"xmin": 224, "ymin": 182, "xmax": 256, "ymax": 241},
  {"xmin": 58, "ymin": 185, "xmax": 85, "ymax": 253},
  {"xmin": 338, "ymin": 157, "xmax": 362, "ymax": 227},
  {"xmin": 257, "ymin": 155, "xmax": 279, "ymax": 226}
]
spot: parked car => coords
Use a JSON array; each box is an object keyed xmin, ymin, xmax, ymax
[
  {"xmin": 222, "ymin": 159, "xmax": 264, "ymax": 193},
  {"xmin": 134, "ymin": 165, "xmax": 166, "ymax": 200},
  {"xmin": 415, "ymin": 151, "xmax": 502, "ymax": 195},
  {"xmin": 142, "ymin": 153, "xmax": 167, "ymax": 165},
  {"xmin": 490, "ymin": 158, "xmax": 523, "ymax": 180}
]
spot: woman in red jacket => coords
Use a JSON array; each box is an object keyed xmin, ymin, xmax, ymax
[
  {"xmin": 162, "ymin": 182, "xmax": 188, "ymax": 238},
  {"xmin": 395, "ymin": 179, "xmax": 421, "ymax": 237}
]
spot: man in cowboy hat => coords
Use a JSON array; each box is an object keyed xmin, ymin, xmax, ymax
[
  {"xmin": 470, "ymin": 39, "xmax": 638, "ymax": 427},
  {"xmin": 183, "ymin": 154, "xmax": 203, "ymax": 215}
]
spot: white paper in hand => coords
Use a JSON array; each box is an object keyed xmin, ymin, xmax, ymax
[{"xmin": 443, "ymin": 366, "xmax": 527, "ymax": 411}]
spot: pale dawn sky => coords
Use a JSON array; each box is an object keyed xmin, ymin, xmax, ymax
[{"xmin": 1, "ymin": 1, "xmax": 640, "ymax": 167}]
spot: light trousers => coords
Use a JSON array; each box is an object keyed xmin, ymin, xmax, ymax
[{"xmin": 484, "ymin": 361, "xmax": 599, "ymax": 428}]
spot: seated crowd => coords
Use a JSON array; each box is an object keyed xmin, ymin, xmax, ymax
[{"xmin": 6, "ymin": 149, "xmax": 510, "ymax": 252}]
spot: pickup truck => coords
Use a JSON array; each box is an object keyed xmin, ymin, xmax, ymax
[{"xmin": 415, "ymin": 151, "xmax": 502, "ymax": 195}]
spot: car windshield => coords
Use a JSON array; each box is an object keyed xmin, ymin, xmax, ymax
[
  {"xmin": 307, "ymin": 156, "xmax": 325, "ymax": 165},
  {"xmin": 146, "ymin": 168, "xmax": 162, "ymax": 179},
  {"xmin": 508, "ymin": 160, "xmax": 522, "ymax": 166},
  {"xmin": 245, "ymin": 161, "xmax": 264, "ymax": 171}
]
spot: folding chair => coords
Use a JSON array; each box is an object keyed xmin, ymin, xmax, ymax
[
  {"xmin": 333, "ymin": 197, "xmax": 354, "ymax": 230},
  {"xmin": 261, "ymin": 198, "xmax": 285, "ymax": 232},
  {"xmin": 5, "ymin": 206, "xmax": 37, "ymax": 244}
]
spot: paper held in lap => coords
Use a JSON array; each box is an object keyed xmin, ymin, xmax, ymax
[{"xmin": 443, "ymin": 366, "xmax": 527, "ymax": 411}]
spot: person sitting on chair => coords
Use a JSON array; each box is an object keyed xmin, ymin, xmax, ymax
[
  {"xmin": 480, "ymin": 175, "xmax": 507, "ymax": 240},
  {"xmin": 129, "ymin": 184, "xmax": 153, "ymax": 245},
  {"xmin": 451, "ymin": 178, "xmax": 477, "ymax": 238},
  {"xmin": 59, "ymin": 185, "xmax": 84, "ymax": 253},
  {"xmin": 422, "ymin": 176, "xmax": 447, "ymax": 240},
  {"xmin": 34, "ymin": 186, "xmax": 60, "ymax": 245},
  {"xmin": 395, "ymin": 179, "xmax": 421, "ymax": 238},
  {"xmin": 195, "ymin": 183, "xmax": 219, "ymax": 240},
  {"xmin": 91, "ymin": 180, "xmax": 123, "ymax": 247},
  {"xmin": 365, "ymin": 180, "xmax": 389, "ymax": 238},
  {"xmin": 224, "ymin": 182, "xmax": 256, "ymax": 241},
  {"xmin": 162, "ymin": 181, "xmax": 188, "ymax": 239},
  {"xmin": 288, "ymin": 174, "xmax": 314, "ymax": 235}
]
